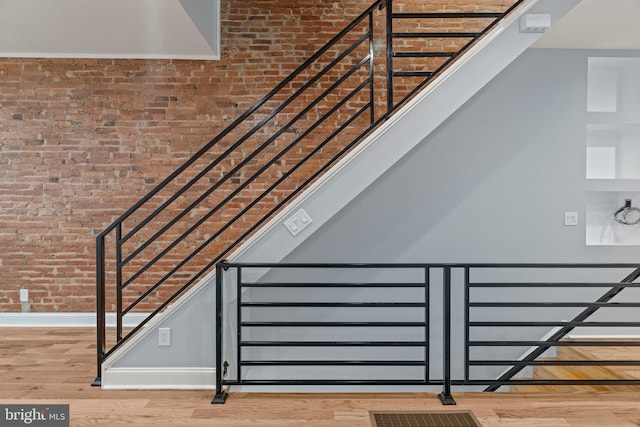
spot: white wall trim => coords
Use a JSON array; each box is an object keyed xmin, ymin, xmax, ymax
[
  {"xmin": 567, "ymin": 333, "xmax": 640, "ymax": 339},
  {"xmin": 0, "ymin": 312, "xmax": 149, "ymax": 328},
  {"xmin": 0, "ymin": 52, "xmax": 220, "ymax": 60},
  {"xmin": 102, "ymin": 367, "xmax": 215, "ymax": 390}
]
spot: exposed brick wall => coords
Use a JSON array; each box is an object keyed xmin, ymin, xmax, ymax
[{"xmin": 0, "ymin": 0, "xmax": 517, "ymax": 313}]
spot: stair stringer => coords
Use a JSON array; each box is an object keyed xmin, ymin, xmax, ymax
[{"xmin": 101, "ymin": 0, "xmax": 582, "ymax": 390}]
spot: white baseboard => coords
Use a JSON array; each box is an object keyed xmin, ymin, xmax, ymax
[
  {"xmin": 567, "ymin": 332, "xmax": 640, "ymax": 339},
  {"xmin": 102, "ymin": 367, "xmax": 216, "ymax": 390},
  {"xmin": 0, "ymin": 312, "xmax": 148, "ymax": 327}
]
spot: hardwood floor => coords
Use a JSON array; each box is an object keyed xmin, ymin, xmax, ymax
[{"xmin": 1, "ymin": 328, "xmax": 640, "ymax": 426}]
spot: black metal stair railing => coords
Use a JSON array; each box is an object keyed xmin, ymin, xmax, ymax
[
  {"xmin": 94, "ymin": 0, "xmax": 526, "ymax": 384},
  {"xmin": 213, "ymin": 263, "xmax": 640, "ymax": 404}
]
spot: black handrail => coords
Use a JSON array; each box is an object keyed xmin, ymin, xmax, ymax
[{"xmin": 95, "ymin": 0, "xmax": 526, "ymax": 385}]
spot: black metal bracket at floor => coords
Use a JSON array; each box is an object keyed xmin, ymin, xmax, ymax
[
  {"xmin": 212, "ymin": 389, "xmax": 229, "ymax": 404},
  {"xmin": 438, "ymin": 392, "xmax": 456, "ymax": 406}
]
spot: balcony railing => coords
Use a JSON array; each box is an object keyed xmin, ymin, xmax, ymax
[{"xmin": 213, "ymin": 262, "xmax": 640, "ymax": 404}]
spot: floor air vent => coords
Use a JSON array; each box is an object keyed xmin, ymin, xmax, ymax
[{"xmin": 370, "ymin": 411, "xmax": 481, "ymax": 427}]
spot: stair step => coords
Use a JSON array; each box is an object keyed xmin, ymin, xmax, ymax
[{"xmin": 510, "ymin": 341, "xmax": 640, "ymax": 393}]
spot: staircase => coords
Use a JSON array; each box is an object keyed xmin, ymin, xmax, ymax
[
  {"xmin": 95, "ymin": 0, "xmax": 583, "ymax": 389},
  {"xmin": 511, "ymin": 341, "xmax": 640, "ymax": 393}
]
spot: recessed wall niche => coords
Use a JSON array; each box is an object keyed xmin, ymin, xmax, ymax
[
  {"xmin": 586, "ymin": 191, "xmax": 640, "ymax": 246},
  {"xmin": 585, "ymin": 56, "xmax": 640, "ymax": 246},
  {"xmin": 586, "ymin": 124, "xmax": 640, "ymax": 180},
  {"xmin": 587, "ymin": 57, "xmax": 640, "ymax": 114}
]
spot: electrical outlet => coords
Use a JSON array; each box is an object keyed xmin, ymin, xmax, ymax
[
  {"xmin": 564, "ymin": 212, "xmax": 578, "ymax": 226},
  {"xmin": 19, "ymin": 289, "xmax": 28, "ymax": 302},
  {"xmin": 158, "ymin": 328, "xmax": 171, "ymax": 346}
]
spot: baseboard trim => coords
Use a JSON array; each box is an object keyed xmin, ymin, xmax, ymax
[
  {"xmin": 102, "ymin": 367, "xmax": 216, "ymax": 390},
  {"xmin": 0, "ymin": 312, "xmax": 149, "ymax": 327},
  {"xmin": 567, "ymin": 332, "xmax": 640, "ymax": 339}
]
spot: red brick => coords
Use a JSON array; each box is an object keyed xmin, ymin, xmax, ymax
[{"xmin": 0, "ymin": 0, "xmax": 518, "ymax": 312}]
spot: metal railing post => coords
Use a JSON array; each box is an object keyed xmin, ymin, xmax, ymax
[
  {"xmin": 385, "ymin": 0, "xmax": 393, "ymax": 113},
  {"xmin": 369, "ymin": 10, "xmax": 375, "ymax": 124},
  {"xmin": 438, "ymin": 267, "xmax": 456, "ymax": 405},
  {"xmin": 424, "ymin": 267, "xmax": 430, "ymax": 384},
  {"xmin": 464, "ymin": 266, "xmax": 470, "ymax": 382},
  {"xmin": 212, "ymin": 262, "xmax": 229, "ymax": 404},
  {"xmin": 116, "ymin": 224, "xmax": 123, "ymax": 342},
  {"xmin": 92, "ymin": 234, "xmax": 106, "ymax": 387},
  {"xmin": 236, "ymin": 266, "xmax": 242, "ymax": 383}
]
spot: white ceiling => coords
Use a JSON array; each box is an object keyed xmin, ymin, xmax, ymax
[
  {"xmin": 534, "ymin": 0, "xmax": 640, "ymax": 49},
  {"xmin": 0, "ymin": 0, "xmax": 220, "ymax": 59},
  {"xmin": 0, "ymin": 0, "xmax": 637, "ymax": 59}
]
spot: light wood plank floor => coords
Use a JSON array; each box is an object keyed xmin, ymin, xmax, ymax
[{"xmin": 1, "ymin": 328, "xmax": 639, "ymax": 426}]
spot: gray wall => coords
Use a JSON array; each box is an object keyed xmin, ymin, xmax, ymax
[
  {"xmin": 113, "ymin": 281, "xmax": 215, "ymax": 368},
  {"xmin": 287, "ymin": 48, "xmax": 640, "ymax": 265}
]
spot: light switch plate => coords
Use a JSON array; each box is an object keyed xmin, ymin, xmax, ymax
[{"xmin": 284, "ymin": 209, "xmax": 313, "ymax": 236}]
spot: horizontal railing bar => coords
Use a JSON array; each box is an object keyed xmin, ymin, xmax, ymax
[
  {"xmin": 240, "ymin": 302, "xmax": 425, "ymax": 308},
  {"xmin": 484, "ymin": 266, "xmax": 640, "ymax": 392},
  {"xmin": 241, "ymin": 321, "xmax": 425, "ymax": 327},
  {"xmin": 97, "ymin": 0, "xmax": 383, "ymax": 238},
  {"xmin": 392, "ymin": 32, "xmax": 480, "ymax": 38},
  {"xmin": 241, "ymin": 282, "xmax": 426, "ymax": 288},
  {"xmin": 120, "ymin": 51, "xmax": 371, "ymax": 274},
  {"xmin": 389, "ymin": 0, "xmax": 522, "ymax": 112},
  {"xmin": 392, "ymin": 12, "xmax": 502, "ymax": 19},
  {"xmin": 120, "ymin": 75, "xmax": 372, "ymax": 302},
  {"xmin": 115, "ymin": 102, "xmax": 376, "ymax": 335},
  {"xmin": 470, "ymin": 321, "xmax": 640, "ymax": 327},
  {"xmin": 240, "ymin": 360, "xmax": 425, "ymax": 366},
  {"xmin": 235, "ymin": 263, "xmax": 431, "ymax": 269},
  {"xmin": 392, "ymin": 71, "xmax": 435, "ymax": 77},
  {"xmin": 393, "ymin": 51, "xmax": 456, "ymax": 58},
  {"xmin": 134, "ymin": 102, "xmax": 375, "ymax": 319},
  {"xmin": 469, "ymin": 302, "xmax": 640, "ymax": 308},
  {"xmin": 119, "ymin": 32, "xmax": 371, "ymax": 251},
  {"xmin": 230, "ymin": 380, "xmax": 432, "ymax": 386},
  {"xmin": 470, "ymin": 282, "xmax": 640, "ymax": 288},
  {"xmin": 470, "ymin": 341, "xmax": 640, "ymax": 347},
  {"xmin": 240, "ymin": 341, "xmax": 427, "ymax": 347},
  {"xmin": 464, "ymin": 379, "xmax": 640, "ymax": 387},
  {"xmin": 470, "ymin": 360, "xmax": 640, "ymax": 366},
  {"xmin": 225, "ymin": 262, "xmax": 640, "ymax": 269}
]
